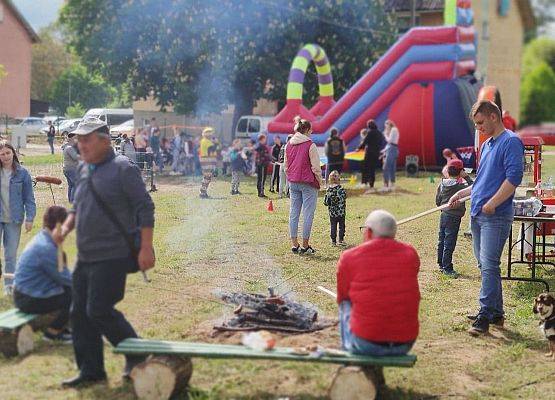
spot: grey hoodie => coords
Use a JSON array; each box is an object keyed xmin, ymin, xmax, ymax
[{"xmin": 435, "ymin": 175, "xmax": 473, "ymax": 217}]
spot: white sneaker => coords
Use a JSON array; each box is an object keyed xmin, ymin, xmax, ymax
[
  {"xmin": 378, "ymin": 186, "xmax": 390, "ymax": 193},
  {"xmin": 389, "ymin": 184, "xmax": 396, "ymax": 192},
  {"xmin": 364, "ymin": 187, "xmax": 377, "ymax": 194}
]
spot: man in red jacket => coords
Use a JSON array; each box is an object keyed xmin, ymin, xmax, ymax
[{"xmin": 337, "ymin": 210, "xmax": 420, "ymax": 355}]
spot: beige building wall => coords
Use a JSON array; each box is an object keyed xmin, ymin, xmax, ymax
[
  {"xmin": 472, "ymin": 0, "xmax": 524, "ymax": 118},
  {"xmin": 0, "ymin": 1, "xmax": 33, "ymax": 118}
]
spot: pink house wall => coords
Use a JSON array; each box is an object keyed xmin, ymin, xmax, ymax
[{"xmin": 0, "ymin": 1, "xmax": 33, "ymax": 118}]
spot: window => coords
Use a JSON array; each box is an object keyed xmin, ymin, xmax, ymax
[
  {"xmin": 108, "ymin": 115, "xmax": 133, "ymax": 126},
  {"xmin": 248, "ymin": 119, "xmax": 260, "ymax": 133},
  {"xmin": 237, "ymin": 118, "xmax": 248, "ymax": 133}
]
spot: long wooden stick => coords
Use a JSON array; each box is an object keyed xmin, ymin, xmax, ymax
[
  {"xmin": 396, "ymin": 195, "xmax": 471, "ymax": 226},
  {"xmin": 317, "ymin": 285, "xmax": 337, "ymax": 299},
  {"xmin": 54, "ymin": 222, "xmax": 64, "ymax": 272}
]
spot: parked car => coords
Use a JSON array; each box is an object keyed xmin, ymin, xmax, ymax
[
  {"xmin": 83, "ymin": 108, "xmax": 133, "ymax": 127},
  {"xmin": 235, "ymin": 115, "xmax": 272, "ymax": 142},
  {"xmin": 17, "ymin": 117, "xmax": 47, "ymax": 135},
  {"xmin": 43, "ymin": 115, "xmax": 66, "ymax": 125},
  {"xmin": 109, "ymin": 119, "xmax": 134, "ymax": 139},
  {"xmin": 57, "ymin": 118, "xmax": 81, "ymax": 136}
]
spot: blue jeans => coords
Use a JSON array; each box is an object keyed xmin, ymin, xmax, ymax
[
  {"xmin": 437, "ymin": 213, "xmax": 462, "ymax": 271},
  {"xmin": 0, "ymin": 222, "xmax": 22, "ymax": 289},
  {"xmin": 64, "ymin": 169, "xmax": 77, "ymax": 203},
  {"xmin": 289, "ymin": 182, "xmax": 318, "ymax": 240},
  {"xmin": 339, "ymin": 301, "xmax": 414, "ymax": 356},
  {"xmin": 471, "ymin": 213, "xmax": 513, "ymax": 321},
  {"xmin": 383, "ymin": 145, "xmax": 398, "ymax": 184}
]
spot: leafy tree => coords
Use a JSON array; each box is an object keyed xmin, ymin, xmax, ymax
[
  {"xmin": 49, "ymin": 63, "xmax": 112, "ymax": 114},
  {"xmin": 520, "ymin": 62, "xmax": 555, "ymax": 125},
  {"xmin": 60, "ymin": 0, "xmax": 397, "ymax": 126},
  {"xmin": 66, "ymin": 102, "xmax": 86, "ymax": 118},
  {"xmin": 31, "ymin": 26, "xmax": 76, "ymax": 101},
  {"xmin": 522, "ymin": 37, "xmax": 555, "ymax": 76},
  {"xmin": 532, "ymin": 0, "xmax": 555, "ymax": 37}
]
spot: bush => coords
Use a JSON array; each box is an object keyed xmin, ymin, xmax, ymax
[
  {"xmin": 522, "ymin": 37, "xmax": 555, "ymax": 76},
  {"xmin": 520, "ymin": 62, "xmax": 555, "ymax": 125},
  {"xmin": 65, "ymin": 103, "xmax": 86, "ymax": 119}
]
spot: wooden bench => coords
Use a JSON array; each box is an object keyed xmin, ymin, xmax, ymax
[
  {"xmin": 0, "ymin": 308, "xmax": 57, "ymax": 357},
  {"xmin": 114, "ymin": 338, "xmax": 417, "ymax": 400}
]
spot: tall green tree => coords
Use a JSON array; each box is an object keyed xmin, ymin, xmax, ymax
[
  {"xmin": 522, "ymin": 37, "xmax": 555, "ymax": 76},
  {"xmin": 520, "ymin": 62, "xmax": 555, "ymax": 125},
  {"xmin": 60, "ymin": 0, "xmax": 397, "ymax": 124},
  {"xmin": 31, "ymin": 26, "xmax": 76, "ymax": 101},
  {"xmin": 49, "ymin": 63, "xmax": 113, "ymax": 114}
]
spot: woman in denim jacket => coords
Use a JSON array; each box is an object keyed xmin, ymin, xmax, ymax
[
  {"xmin": 14, "ymin": 206, "xmax": 71, "ymax": 342},
  {"xmin": 0, "ymin": 141, "xmax": 36, "ymax": 295}
]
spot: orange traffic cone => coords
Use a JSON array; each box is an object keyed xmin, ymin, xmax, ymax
[{"xmin": 267, "ymin": 200, "xmax": 274, "ymax": 212}]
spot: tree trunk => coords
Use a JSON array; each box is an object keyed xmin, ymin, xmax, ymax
[
  {"xmin": 130, "ymin": 355, "xmax": 193, "ymax": 400},
  {"xmin": 231, "ymin": 84, "xmax": 254, "ymax": 140},
  {"xmin": 329, "ymin": 365, "xmax": 384, "ymax": 400},
  {"xmin": 0, "ymin": 324, "xmax": 34, "ymax": 357}
]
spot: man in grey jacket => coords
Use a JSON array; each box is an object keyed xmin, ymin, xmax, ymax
[
  {"xmin": 435, "ymin": 158, "xmax": 473, "ymax": 277},
  {"xmin": 54, "ymin": 120, "xmax": 155, "ymax": 388}
]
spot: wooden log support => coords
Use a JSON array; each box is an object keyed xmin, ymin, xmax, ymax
[
  {"xmin": 0, "ymin": 324, "xmax": 34, "ymax": 357},
  {"xmin": 130, "ymin": 355, "xmax": 193, "ymax": 400},
  {"xmin": 329, "ymin": 365, "xmax": 384, "ymax": 400}
]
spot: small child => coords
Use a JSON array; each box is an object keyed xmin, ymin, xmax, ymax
[
  {"xmin": 436, "ymin": 158, "xmax": 473, "ymax": 277},
  {"xmin": 324, "ymin": 170, "xmax": 347, "ymax": 246},
  {"xmin": 229, "ymin": 139, "xmax": 246, "ymax": 195}
]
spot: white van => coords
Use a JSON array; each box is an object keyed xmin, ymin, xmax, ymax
[
  {"xmin": 235, "ymin": 115, "xmax": 273, "ymax": 141},
  {"xmin": 83, "ymin": 108, "xmax": 133, "ymax": 127}
]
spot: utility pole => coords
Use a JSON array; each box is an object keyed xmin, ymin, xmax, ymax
[
  {"xmin": 68, "ymin": 78, "xmax": 72, "ymax": 109},
  {"xmin": 411, "ymin": 0, "xmax": 417, "ymax": 27}
]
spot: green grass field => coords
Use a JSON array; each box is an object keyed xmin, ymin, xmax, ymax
[{"xmin": 0, "ymin": 154, "xmax": 553, "ymax": 399}]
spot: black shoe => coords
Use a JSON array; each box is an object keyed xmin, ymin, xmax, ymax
[
  {"xmin": 300, "ymin": 246, "xmax": 316, "ymax": 255},
  {"xmin": 291, "ymin": 245, "xmax": 300, "ymax": 254},
  {"xmin": 467, "ymin": 313, "xmax": 504, "ymax": 327},
  {"xmin": 442, "ymin": 269, "xmax": 460, "ymax": 278},
  {"xmin": 43, "ymin": 330, "xmax": 72, "ymax": 344},
  {"xmin": 199, "ymin": 192, "xmax": 209, "ymax": 199},
  {"xmin": 468, "ymin": 316, "xmax": 489, "ymax": 336},
  {"xmin": 258, "ymin": 194, "xmax": 268, "ymax": 198},
  {"xmin": 269, "ymin": 189, "xmax": 275, "ymax": 193},
  {"xmin": 123, "ymin": 355, "xmax": 146, "ymax": 380},
  {"xmin": 61, "ymin": 374, "xmax": 107, "ymax": 388}
]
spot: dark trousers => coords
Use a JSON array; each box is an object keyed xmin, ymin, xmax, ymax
[
  {"xmin": 47, "ymin": 138, "xmax": 55, "ymax": 154},
  {"xmin": 364, "ymin": 153, "xmax": 379, "ymax": 187},
  {"xmin": 71, "ymin": 257, "xmax": 138, "ymax": 378},
  {"xmin": 325, "ymin": 161, "xmax": 343, "ymax": 181},
  {"xmin": 14, "ymin": 287, "xmax": 71, "ymax": 330},
  {"xmin": 437, "ymin": 213, "xmax": 462, "ymax": 271},
  {"xmin": 330, "ymin": 215, "xmax": 346, "ymax": 243},
  {"xmin": 64, "ymin": 169, "xmax": 77, "ymax": 203},
  {"xmin": 271, "ymin": 164, "xmax": 280, "ymax": 191},
  {"xmin": 256, "ymin": 164, "xmax": 268, "ymax": 195}
]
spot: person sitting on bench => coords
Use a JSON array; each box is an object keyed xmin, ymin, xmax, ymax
[
  {"xmin": 336, "ymin": 209, "xmax": 420, "ymax": 356},
  {"xmin": 13, "ymin": 206, "xmax": 72, "ymax": 343}
]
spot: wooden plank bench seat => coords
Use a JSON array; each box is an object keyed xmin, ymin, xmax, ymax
[
  {"xmin": 114, "ymin": 338, "xmax": 417, "ymax": 400},
  {"xmin": 0, "ymin": 308, "xmax": 58, "ymax": 357}
]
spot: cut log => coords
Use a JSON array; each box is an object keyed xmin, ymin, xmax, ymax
[
  {"xmin": 0, "ymin": 324, "xmax": 34, "ymax": 357},
  {"xmin": 329, "ymin": 365, "xmax": 382, "ymax": 400},
  {"xmin": 130, "ymin": 355, "xmax": 193, "ymax": 400},
  {"xmin": 29, "ymin": 312, "xmax": 59, "ymax": 332}
]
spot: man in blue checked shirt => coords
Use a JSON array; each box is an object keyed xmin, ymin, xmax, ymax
[{"xmin": 449, "ymin": 100, "xmax": 524, "ymax": 337}]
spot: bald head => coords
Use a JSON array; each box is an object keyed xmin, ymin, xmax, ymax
[{"xmin": 365, "ymin": 210, "xmax": 397, "ymax": 238}]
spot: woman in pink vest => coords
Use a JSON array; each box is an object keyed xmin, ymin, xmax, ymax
[{"xmin": 284, "ymin": 117, "xmax": 324, "ymax": 254}]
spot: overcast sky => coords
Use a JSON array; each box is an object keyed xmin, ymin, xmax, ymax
[{"xmin": 12, "ymin": 0, "xmax": 64, "ymax": 32}]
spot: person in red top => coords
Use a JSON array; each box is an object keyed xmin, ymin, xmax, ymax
[
  {"xmin": 337, "ymin": 209, "xmax": 420, "ymax": 356},
  {"xmin": 502, "ymin": 110, "xmax": 517, "ymax": 132}
]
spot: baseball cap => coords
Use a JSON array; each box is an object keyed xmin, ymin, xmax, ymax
[
  {"xmin": 71, "ymin": 118, "xmax": 109, "ymax": 136},
  {"xmin": 447, "ymin": 158, "xmax": 463, "ymax": 169}
]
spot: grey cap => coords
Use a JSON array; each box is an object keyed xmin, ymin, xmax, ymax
[{"xmin": 72, "ymin": 119, "xmax": 109, "ymax": 136}]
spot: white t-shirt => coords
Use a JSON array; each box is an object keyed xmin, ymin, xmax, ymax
[
  {"xmin": 1, "ymin": 168, "xmax": 11, "ymax": 222},
  {"xmin": 387, "ymin": 127, "xmax": 399, "ymax": 145}
]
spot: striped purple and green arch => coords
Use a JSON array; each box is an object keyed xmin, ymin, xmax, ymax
[{"xmin": 286, "ymin": 44, "xmax": 334, "ymax": 101}]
